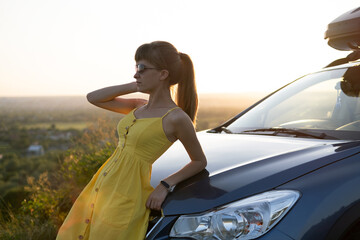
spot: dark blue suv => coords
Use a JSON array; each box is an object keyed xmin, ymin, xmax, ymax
[{"xmin": 146, "ymin": 7, "xmax": 360, "ymax": 240}]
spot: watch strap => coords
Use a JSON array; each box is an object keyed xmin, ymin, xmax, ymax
[
  {"xmin": 160, "ymin": 180, "xmax": 176, "ymax": 192},
  {"xmin": 160, "ymin": 180, "xmax": 170, "ymax": 190}
]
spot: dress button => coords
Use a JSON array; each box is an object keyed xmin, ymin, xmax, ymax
[
  {"xmin": 103, "ymin": 172, "xmax": 107, "ymax": 176},
  {"xmin": 85, "ymin": 218, "xmax": 90, "ymax": 224},
  {"xmin": 78, "ymin": 235, "xmax": 84, "ymax": 239},
  {"xmin": 125, "ymin": 126, "xmax": 129, "ymax": 130},
  {"xmin": 95, "ymin": 188, "xmax": 99, "ymax": 192}
]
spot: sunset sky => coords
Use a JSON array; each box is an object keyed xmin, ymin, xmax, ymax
[{"xmin": 0, "ymin": 0, "xmax": 359, "ymax": 97}]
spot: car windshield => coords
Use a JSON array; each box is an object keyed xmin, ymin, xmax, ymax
[{"xmin": 226, "ymin": 66, "xmax": 360, "ymax": 140}]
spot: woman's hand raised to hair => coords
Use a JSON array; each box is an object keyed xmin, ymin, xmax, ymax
[
  {"xmin": 146, "ymin": 184, "xmax": 169, "ymax": 211},
  {"xmin": 86, "ymin": 82, "xmax": 138, "ymax": 104},
  {"xmin": 86, "ymin": 82, "xmax": 146, "ymax": 114}
]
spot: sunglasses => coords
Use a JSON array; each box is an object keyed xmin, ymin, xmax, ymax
[{"xmin": 135, "ymin": 64, "xmax": 158, "ymax": 74}]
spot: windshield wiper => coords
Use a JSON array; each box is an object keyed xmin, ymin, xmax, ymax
[
  {"xmin": 207, "ymin": 126, "xmax": 233, "ymax": 134},
  {"xmin": 220, "ymin": 126, "xmax": 233, "ymax": 134},
  {"xmin": 242, "ymin": 128, "xmax": 334, "ymax": 139}
]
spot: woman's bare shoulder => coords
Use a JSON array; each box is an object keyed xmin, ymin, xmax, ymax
[{"xmin": 166, "ymin": 107, "xmax": 193, "ymax": 127}]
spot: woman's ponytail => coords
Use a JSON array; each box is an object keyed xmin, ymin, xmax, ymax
[{"xmin": 176, "ymin": 53, "xmax": 198, "ymax": 126}]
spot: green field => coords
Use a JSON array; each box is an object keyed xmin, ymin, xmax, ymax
[{"xmin": 22, "ymin": 121, "xmax": 92, "ymax": 130}]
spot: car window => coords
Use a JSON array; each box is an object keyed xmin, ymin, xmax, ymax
[
  {"xmin": 227, "ymin": 67, "xmax": 360, "ymax": 139},
  {"xmin": 265, "ymin": 78, "xmax": 339, "ymax": 128}
]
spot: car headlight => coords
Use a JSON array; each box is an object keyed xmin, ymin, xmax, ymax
[{"xmin": 169, "ymin": 190, "xmax": 300, "ymax": 239}]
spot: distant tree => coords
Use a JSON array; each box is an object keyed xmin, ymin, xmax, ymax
[{"xmin": 49, "ymin": 124, "xmax": 56, "ymax": 131}]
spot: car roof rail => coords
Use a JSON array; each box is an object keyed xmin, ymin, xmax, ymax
[{"xmin": 325, "ymin": 51, "xmax": 360, "ymax": 68}]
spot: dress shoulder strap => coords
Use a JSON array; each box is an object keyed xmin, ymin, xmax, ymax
[{"xmin": 161, "ymin": 107, "xmax": 181, "ymax": 119}]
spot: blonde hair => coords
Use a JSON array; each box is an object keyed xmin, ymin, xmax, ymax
[{"xmin": 135, "ymin": 41, "xmax": 198, "ymax": 125}]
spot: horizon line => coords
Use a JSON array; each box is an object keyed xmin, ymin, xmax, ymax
[{"xmin": 0, "ymin": 91, "xmax": 267, "ymax": 98}]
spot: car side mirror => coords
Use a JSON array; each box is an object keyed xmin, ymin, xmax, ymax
[{"xmin": 341, "ymin": 66, "xmax": 360, "ymax": 97}]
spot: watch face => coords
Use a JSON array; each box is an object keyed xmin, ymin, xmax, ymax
[{"xmin": 169, "ymin": 185, "xmax": 176, "ymax": 192}]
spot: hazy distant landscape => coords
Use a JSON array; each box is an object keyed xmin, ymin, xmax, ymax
[
  {"xmin": 0, "ymin": 92, "xmax": 265, "ymax": 239},
  {"xmin": 0, "ymin": 92, "xmax": 265, "ymax": 130}
]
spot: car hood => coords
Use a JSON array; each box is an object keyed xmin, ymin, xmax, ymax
[{"xmin": 151, "ymin": 133, "xmax": 360, "ymax": 215}]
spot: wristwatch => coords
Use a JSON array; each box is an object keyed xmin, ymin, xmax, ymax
[{"xmin": 160, "ymin": 180, "xmax": 176, "ymax": 192}]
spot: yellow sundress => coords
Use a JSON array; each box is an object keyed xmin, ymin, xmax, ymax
[{"xmin": 56, "ymin": 107, "xmax": 178, "ymax": 240}]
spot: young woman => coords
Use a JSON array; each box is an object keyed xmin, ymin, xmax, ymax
[{"xmin": 56, "ymin": 41, "xmax": 207, "ymax": 240}]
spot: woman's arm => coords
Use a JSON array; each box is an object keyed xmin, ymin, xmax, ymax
[
  {"xmin": 161, "ymin": 115, "xmax": 207, "ymax": 186},
  {"xmin": 146, "ymin": 111, "xmax": 207, "ymax": 210},
  {"xmin": 86, "ymin": 82, "xmax": 147, "ymax": 114}
]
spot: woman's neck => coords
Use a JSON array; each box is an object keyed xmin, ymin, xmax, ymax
[{"xmin": 146, "ymin": 87, "xmax": 176, "ymax": 109}]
